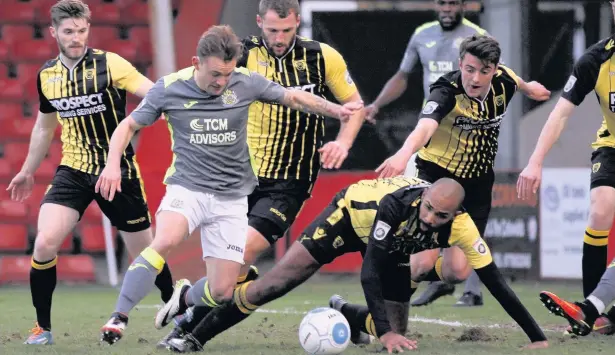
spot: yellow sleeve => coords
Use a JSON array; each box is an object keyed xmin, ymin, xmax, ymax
[
  {"xmin": 107, "ymin": 52, "xmax": 147, "ymax": 94},
  {"xmin": 448, "ymin": 213, "xmax": 493, "ymax": 269},
  {"xmin": 498, "ymin": 64, "xmax": 520, "ymax": 87},
  {"xmin": 321, "ymin": 43, "xmax": 358, "ymax": 102}
]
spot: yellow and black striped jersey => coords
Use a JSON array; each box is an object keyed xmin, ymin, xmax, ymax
[
  {"xmin": 338, "ymin": 176, "xmax": 492, "ymax": 269},
  {"xmin": 37, "ymin": 48, "xmax": 147, "ymax": 178},
  {"xmin": 417, "ymin": 65, "xmax": 520, "ymax": 179},
  {"xmin": 561, "ymin": 35, "xmax": 615, "ymax": 149},
  {"xmin": 239, "ymin": 35, "xmax": 357, "ymax": 181}
]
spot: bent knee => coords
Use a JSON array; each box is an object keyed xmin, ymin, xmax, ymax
[
  {"xmin": 411, "ymin": 257, "xmax": 437, "ymax": 281},
  {"xmin": 441, "ymin": 264, "xmax": 471, "ymax": 284},
  {"xmin": 209, "ymin": 284, "xmax": 235, "ymax": 305},
  {"xmin": 33, "ymin": 231, "xmax": 64, "ymax": 259}
]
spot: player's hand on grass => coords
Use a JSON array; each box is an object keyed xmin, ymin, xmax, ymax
[
  {"xmin": 523, "ymin": 81, "xmax": 551, "ymax": 101},
  {"xmin": 516, "ymin": 162, "xmax": 541, "ymax": 201},
  {"xmin": 522, "ymin": 340, "xmax": 549, "ymax": 350},
  {"xmin": 96, "ymin": 165, "xmax": 122, "ymax": 201},
  {"xmin": 365, "ymin": 104, "xmax": 379, "ymax": 124},
  {"xmin": 376, "ymin": 152, "xmax": 409, "ymax": 178},
  {"xmin": 380, "ymin": 332, "xmax": 417, "ymax": 353},
  {"xmin": 338, "ymin": 100, "xmax": 364, "ymax": 122},
  {"xmin": 319, "ymin": 141, "xmax": 349, "ymax": 170},
  {"xmin": 7, "ymin": 171, "xmax": 34, "ymax": 202}
]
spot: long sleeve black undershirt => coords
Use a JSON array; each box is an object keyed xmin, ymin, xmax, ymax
[{"xmin": 475, "ymin": 262, "xmax": 546, "ymax": 342}]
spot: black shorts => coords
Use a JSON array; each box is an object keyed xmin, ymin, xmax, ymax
[
  {"xmin": 42, "ymin": 165, "xmax": 151, "ymax": 232},
  {"xmin": 248, "ymin": 177, "xmax": 314, "ymax": 245},
  {"xmin": 590, "ymin": 147, "xmax": 615, "ymax": 190},
  {"xmin": 415, "ymin": 157, "xmax": 494, "ymax": 236},
  {"xmin": 298, "ymin": 194, "xmax": 366, "ymax": 265}
]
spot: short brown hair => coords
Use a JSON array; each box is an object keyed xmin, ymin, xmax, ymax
[
  {"xmin": 50, "ymin": 0, "xmax": 91, "ymax": 28},
  {"xmin": 258, "ymin": 0, "xmax": 300, "ymax": 18},
  {"xmin": 459, "ymin": 34, "xmax": 501, "ymax": 66},
  {"xmin": 196, "ymin": 25, "xmax": 243, "ymax": 62}
]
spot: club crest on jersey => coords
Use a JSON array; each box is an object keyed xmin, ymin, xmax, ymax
[
  {"xmin": 373, "ymin": 220, "xmax": 391, "ymax": 241},
  {"xmin": 345, "ymin": 70, "xmax": 354, "ymax": 85},
  {"xmin": 564, "ymin": 76, "xmax": 576, "ymax": 93},
  {"xmin": 472, "ymin": 237, "xmax": 488, "ymax": 255},
  {"xmin": 84, "ymin": 69, "xmax": 95, "ymax": 80},
  {"xmin": 294, "ymin": 60, "xmax": 307, "ymax": 71},
  {"xmin": 495, "ymin": 94, "xmax": 505, "ymax": 107},
  {"xmin": 453, "ymin": 37, "xmax": 464, "ymax": 49},
  {"xmin": 422, "ymin": 101, "xmax": 438, "ymax": 115},
  {"xmin": 221, "ymin": 89, "xmax": 238, "ymax": 106}
]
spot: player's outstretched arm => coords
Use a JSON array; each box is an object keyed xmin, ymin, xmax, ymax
[
  {"xmin": 279, "ymin": 89, "xmax": 363, "ymax": 122},
  {"xmin": 365, "ymin": 71, "xmax": 410, "ymax": 124},
  {"xmin": 516, "ymin": 77, "xmax": 551, "ymax": 102},
  {"xmin": 516, "ymin": 98, "xmax": 576, "ymax": 200},
  {"xmin": 320, "ymin": 91, "xmax": 367, "ymax": 170},
  {"xmin": 375, "ymin": 118, "xmax": 439, "ymax": 178},
  {"xmin": 95, "ymin": 116, "xmax": 145, "ymax": 201},
  {"xmin": 7, "ymin": 111, "xmax": 58, "ymax": 202},
  {"xmin": 361, "ymin": 241, "xmax": 417, "ymax": 353},
  {"xmin": 474, "ymin": 262, "xmax": 548, "ymax": 348}
]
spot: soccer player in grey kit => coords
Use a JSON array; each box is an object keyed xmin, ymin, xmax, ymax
[
  {"xmin": 367, "ymin": 0, "xmax": 488, "ymax": 308},
  {"xmin": 95, "ymin": 25, "xmax": 363, "ymax": 344}
]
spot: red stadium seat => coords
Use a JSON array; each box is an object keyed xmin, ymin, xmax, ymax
[
  {"xmin": 0, "ymin": 158, "xmax": 14, "ymax": 181},
  {"xmin": 129, "ymin": 26, "xmax": 152, "ymax": 57},
  {"xmin": 0, "ymin": 78, "xmax": 24, "ymax": 100},
  {"xmin": 12, "ymin": 39, "xmax": 54, "ymax": 61},
  {"xmin": 59, "ymin": 233, "xmax": 73, "ymax": 252},
  {"xmin": 56, "ymin": 255, "xmax": 96, "ymax": 282},
  {"xmin": 106, "ymin": 39, "xmax": 137, "ymax": 63},
  {"xmin": 0, "ymin": 118, "xmax": 35, "ymax": 140},
  {"xmin": 0, "ymin": 41, "xmax": 9, "ymax": 61},
  {"xmin": 79, "ymin": 224, "xmax": 110, "ymax": 252},
  {"xmin": 34, "ymin": 0, "xmax": 63, "ymax": 24},
  {"xmin": 0, "ymin": 103, "xmax": 24, "ymax": 121},
  {"xmin": 34, "ymin": 158, "xmax": 58, "ymax": 181},
  {"xmin": 121, "ymin": 1, "xmax": 149, "ymax": 25},
  {"xmin": 2, "ymin": 142, "xmax": 29, "ymax": 165},
  {"xmin": 0, "ymin": 256, "xmax": 31, "ymax": 283},
  {"xmin": 0, "ymin": 224, "xmax": 28, "ymax": 251},
  {"xmin": 82, "ymin": 203, "xmax": 103, "ymax": 223},
  {"xmin": 0, "ymin": 25, "xmax": 35, "ymax": 45},
  {"xmin": 89, "ymin": 2, "xmax": 121, "ymax": 25},
  {"xmin": 88, "ymin": 26, "xmax": 121, "ymax": 49},
  {"xmin": 26, "ymin": 184, "xmax": 50, "ymax": 222},
  {"xmin": 0, "ymin": 254, "xmax": 98, "ymax": 283},
  {"xmin": 0, "ymin": 200, "xmax": 28, "ymax": 222},
  {"xmin": 0, "ymin": 1, "xmax": 37, "ymax": 23},
  {"xmin": 0, "ymin": 183, "xmax": 10, "ymax": 201},
  {"xmin": 47, "ymin": 141, "xmax": 62, "ymax": 162},
  {"xmin": 16, "ymin": 63, "xmax": 42, "ymax": 82}
]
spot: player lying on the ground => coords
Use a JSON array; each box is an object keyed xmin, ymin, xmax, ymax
[
  {"xmin": 154, "ymin": 176, "xmax": 549, "ymax": 352},
  {"xmin": 540, "ymin": 258, "xmax": 615, "ymax": 336}
]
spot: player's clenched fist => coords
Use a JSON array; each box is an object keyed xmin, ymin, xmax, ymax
[{"xmin": 95, "ymin": 165, "xmax": 122, "ymax": 201}]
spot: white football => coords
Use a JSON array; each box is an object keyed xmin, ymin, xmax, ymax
[{"xmin": 298, "ymin": 307, "xmax": 351, "ymax": 354}]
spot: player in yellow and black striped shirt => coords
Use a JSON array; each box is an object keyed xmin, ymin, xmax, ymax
[
  {"xmin": 5, "ymin": 0, "xmax": 174, "ymax": 344},
  {"xmin": 376, "ymin": 34, "xmax": 550, "ymax": 307},
  {"xmin": 519, "ymin": 8, "xmax": 615, "ymax": 331}
]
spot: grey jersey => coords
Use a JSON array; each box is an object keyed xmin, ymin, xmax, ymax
[
  {"xmin": 131, "ymin": 66, "xmax": 286, "ymax": 197},
  {"xmin": 399, "ymin": 19, "xmax": 488, "ymax": 100}
]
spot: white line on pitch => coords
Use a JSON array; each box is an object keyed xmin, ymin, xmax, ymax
[{"xmin": 136, "ymin": 305, "xmax": 556, "ymax": 332}]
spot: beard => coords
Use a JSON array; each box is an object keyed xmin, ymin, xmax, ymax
[{"xmin": 438, "ymin": 12, "xmax": 463, "ymax": 31}]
